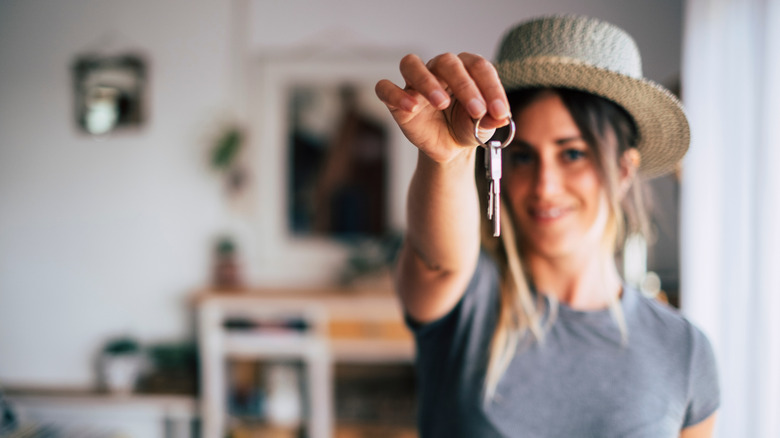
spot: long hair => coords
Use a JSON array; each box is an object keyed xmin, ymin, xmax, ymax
[{"xmin": 477, "ymin": 87, "xmax": 650, "ymax": 400}]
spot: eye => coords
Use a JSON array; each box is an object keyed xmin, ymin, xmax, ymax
[
  {"xmin": 505, "ymin": 147, "xmax": 534, "ymax": 166},
  {"xmin": 562, "ymin": 148, "xmax": 587, "ymax": 162}
]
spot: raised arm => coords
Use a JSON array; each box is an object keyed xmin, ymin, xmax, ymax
[{"xmin": 375, "ymin": 53, "xmax": 510, "ymax": 323}]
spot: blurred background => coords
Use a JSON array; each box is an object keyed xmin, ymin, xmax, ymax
[{"xmin": 0, "ymin": 0, "xmax": 776, "ymax": 437}]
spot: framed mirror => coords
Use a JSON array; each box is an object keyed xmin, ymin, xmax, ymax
[{"xmin": 72, "ymin": 53, "xmax": 147, "ymax": 136}]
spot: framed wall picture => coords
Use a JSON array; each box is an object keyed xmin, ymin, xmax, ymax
[
  {"xmin": 287, "ymin": 81, "xmax": 388, "ymax": 239},
  {"xmin": 249, "ymin": 51, "xmax": 414, "ymax": 286}
]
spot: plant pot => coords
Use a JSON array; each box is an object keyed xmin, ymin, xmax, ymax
[{"xmin": 101, "ymin": 353, "xmax": 143, "ymax": 395}]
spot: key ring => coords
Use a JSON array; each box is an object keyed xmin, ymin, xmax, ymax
[{"xmin": 474, "ymin": 116, "xmax": 516, "ymax": 148}]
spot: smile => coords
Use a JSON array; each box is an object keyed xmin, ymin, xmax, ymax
[{"xmin": 529, "ymin": 206, "xmax": 571, "ymax": 220}]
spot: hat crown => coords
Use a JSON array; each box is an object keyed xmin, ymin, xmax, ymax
[{"xmin": 496, "ymin": 15, "xmax": 642, "ymax": 78}]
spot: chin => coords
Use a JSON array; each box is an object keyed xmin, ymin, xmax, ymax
[{"xmin": 521, "ymin": 236, "xmax": 575, "ymax": 259}]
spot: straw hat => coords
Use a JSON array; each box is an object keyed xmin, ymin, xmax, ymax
[{"xmin": 495, "ymin": 15, "xmax": 688, "ymax": 178}]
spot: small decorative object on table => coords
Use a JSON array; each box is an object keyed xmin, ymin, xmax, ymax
[
  {"xmin": 212, "ymin": 235, "xmax": 244, "ymax": 290},
  {"xmin": 99, "ymin": 336, "xmax": 144, "ymax": 395},
  {"xmin": 339, "ymin": 231, "xmax": 403, "ymax": 288}
]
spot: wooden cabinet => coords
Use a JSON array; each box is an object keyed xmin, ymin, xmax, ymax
[{"xmin": 196, "ymin": 289, "xmax": 414, "ymax": 438}]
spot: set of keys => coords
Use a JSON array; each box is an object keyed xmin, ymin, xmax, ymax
[{"xmin": 474, "ymin": 116, "xmax": 516, "ymax": 237}]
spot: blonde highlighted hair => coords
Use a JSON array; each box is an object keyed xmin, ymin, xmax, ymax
[{"xmin": 477, "ymin": 88, "xmax": 651, "ymax": 401}]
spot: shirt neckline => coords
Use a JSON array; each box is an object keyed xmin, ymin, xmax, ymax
[{"xmin": 538, "ymin": 284, "xmax": 640, "ymax": 322}]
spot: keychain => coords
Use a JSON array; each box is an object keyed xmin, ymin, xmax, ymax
[{"xmin": 474, "ymin": 116, "xmax": 516, "ymax": 237}]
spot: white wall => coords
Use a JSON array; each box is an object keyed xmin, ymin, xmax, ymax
[
  {"xmin": 247, "ymin": 0, "xmax": 683, "ymax": 82},
  {"xmin": 0, "ymin": 0, "xmax": 233, "ymax": 387},
  {"xmin": 0, "ymin": 0, "xmax": 683, "ymax": 387}
]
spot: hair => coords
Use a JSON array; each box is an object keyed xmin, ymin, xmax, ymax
[{"xmin": 477, "ymin": 87, "xmax": 651, "ymax": 401}]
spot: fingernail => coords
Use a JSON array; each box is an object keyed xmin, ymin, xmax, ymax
[
  {"xmin": 490, "ymin": 99, "xmax": 509, "ymax": 119},
  {"xmin": 400, "ymin": 97, "xmax": 416, "ymax": 112},
  {"xmin": 429, "ymin": 90, "xmax": 449, "ymax": 109},
  {"xmin": 467, "ymin": 99, "xmax": 486, "ymax": 117}
]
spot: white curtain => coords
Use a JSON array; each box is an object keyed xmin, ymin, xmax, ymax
[{"xmin": 681, "ymin": 0, "xmax": 780, "ymax": 437}]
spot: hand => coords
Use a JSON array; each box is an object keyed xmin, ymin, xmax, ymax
[{"xmin": 375, "ymin": 52, "xmax": 511, "ymax": 163}]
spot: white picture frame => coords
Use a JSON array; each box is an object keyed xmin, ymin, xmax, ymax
[{"xmin": 248, "ymin": 51, "xmax": 414, "ymax": 287}]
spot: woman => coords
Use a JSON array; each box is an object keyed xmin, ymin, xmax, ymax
[{"xmin": 375, "ymin": 15, "xmax": 719, "ymax": 437}]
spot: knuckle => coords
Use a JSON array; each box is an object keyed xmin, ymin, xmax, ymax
[
  {"xmin": 399, "ymin": 53, "xmax": 422, "ymax": 73},
  {"xmin": 457, "ymin": 52, "xmax": 479, "ymax": 61},
  {"xmin": 374, "ymin": 80, "xmax": 388, "ymax": 98},
  {"xmin": 449, "ymin": 77, "xmax": 474, "ymax": 94},
  {"xmin": 436, "ymin": 52, "xmax": 461, "ymax": 69},
  {"xmin": 470, "ymin": 56, "xmax": 494, "ymax": 72},
  {"xmin": 468, "ymin": 55, "xmax": 493, "ymax": 71},
  {"xmin": 400, "ymin": 53, "xmax": 420, "ymax": 66}
]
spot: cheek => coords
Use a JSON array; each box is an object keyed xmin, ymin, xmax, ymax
[
  {"xmin": 502, "ymin": 174, "xmax": 530, "ymax": 211},
  {"xmin": 576, "ymin": 174, "xmax": 603, "ymax": 204},
  {"xmin": 575, "ymin": 175, "xmax": 609, "ymax": 236},
  {"xmin": 565, "ymin": 163, "xmax": 603, "ymax": 198}
]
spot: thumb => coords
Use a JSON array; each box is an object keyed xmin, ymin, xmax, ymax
[{"xmin": 446, "ymin": 101, "xmax": 496, "ymax": 147}]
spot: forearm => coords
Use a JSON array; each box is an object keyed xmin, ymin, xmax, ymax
[
  {"xmin": 376, "ymin": 52, "xmax": 509, "ymax": 322},
  {"xmin": 405, "ymin": 147, "xmax": 481, "ymax": 275}
]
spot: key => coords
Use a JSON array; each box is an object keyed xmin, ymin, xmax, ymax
[
  {"xmin": 486, "ymin": 140, "xmax": 503, "ymax": 236},
  {"xmin": 475, "ymin": 117, "xmax": 516, "ymax": 237}
]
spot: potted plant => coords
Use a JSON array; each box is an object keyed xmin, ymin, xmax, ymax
[
  {"xmin": 212, "ymin": 235, "xmax": 245, "ymax": 289},
  {"xmin": 99, "ymin": 336, "xmax": 144, "ymax": 395},
  {"xmin": 210, "ymin": 124, "xmax": 247, "ymax": 195}
]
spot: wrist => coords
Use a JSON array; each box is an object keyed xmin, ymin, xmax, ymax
[{"xmin": 418, "ymin": 146, "xmax": 476, "ymax": 171}]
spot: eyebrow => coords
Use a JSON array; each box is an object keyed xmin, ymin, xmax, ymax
[
  {"xmin": 555, "ymin": 136, "xmax": 586, "ymax": 146},
  {"xmin": 509, "ymin": 136, "xmax": 586, "ymax": 148}
]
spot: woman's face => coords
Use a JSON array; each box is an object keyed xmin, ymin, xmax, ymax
[{"xmin": 503, "ymin": 90, "xmax": 609, "ymax": 260}]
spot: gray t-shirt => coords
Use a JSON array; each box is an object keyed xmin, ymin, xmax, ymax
[{"xmin": 408, "ymin": 252, "xmax": 720, "ymax": 438}]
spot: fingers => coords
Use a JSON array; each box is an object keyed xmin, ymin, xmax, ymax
[
  {"xmin": 456, "ymin": 53, "xmax": 511, "ymax": 126},
  {"xmin": 427, "ymin": 53, "xmax": 485, "ymax": 117},
  {"xmin": 395, "ymin": 54, "xmax": 451, "ymax": 111},
  {"xmin": 375, "ymin": 79, "xmax": 417, "ymax": 113},
  {"xmin": 398, "ymin": 52, "xmax": 510, "ymax": 122},
  {"xmin": 375, "ymin": 52, "xmax": 512, "ymax": 151}
]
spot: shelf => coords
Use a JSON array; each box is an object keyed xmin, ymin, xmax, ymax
[
  {"xmin": 224, "ymin": 331, "xmax": 328, "ymax": 360},
  {"xmin": 197, "ymin": 289, "xmax": 414, "ymax": 438}
]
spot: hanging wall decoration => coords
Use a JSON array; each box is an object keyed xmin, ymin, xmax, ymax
[{"xmin": 72, "ymin": 52, "xmax": 148, "ymax": 136}]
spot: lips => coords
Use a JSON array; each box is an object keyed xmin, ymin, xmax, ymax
[{"xmin": 528, "ymin": 206, "xmax": 571, "ymax": 220}]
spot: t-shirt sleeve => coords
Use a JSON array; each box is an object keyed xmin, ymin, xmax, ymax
[
  {"xmin": 403, "ymin": 250, "xmax": 497, "ymax": 339},
  {"xmin": 683, "ymin": 326, "xmax": 721, "ymax": 427}
]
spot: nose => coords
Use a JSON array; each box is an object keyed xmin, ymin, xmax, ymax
[{"xmin": 532, "ymin": 156, "xmax": 563, "ymax": 198}]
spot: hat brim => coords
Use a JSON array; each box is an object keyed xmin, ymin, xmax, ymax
[{"xmin": 496, "ymin": 57, "xmax": 689, "ymax": 179}]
